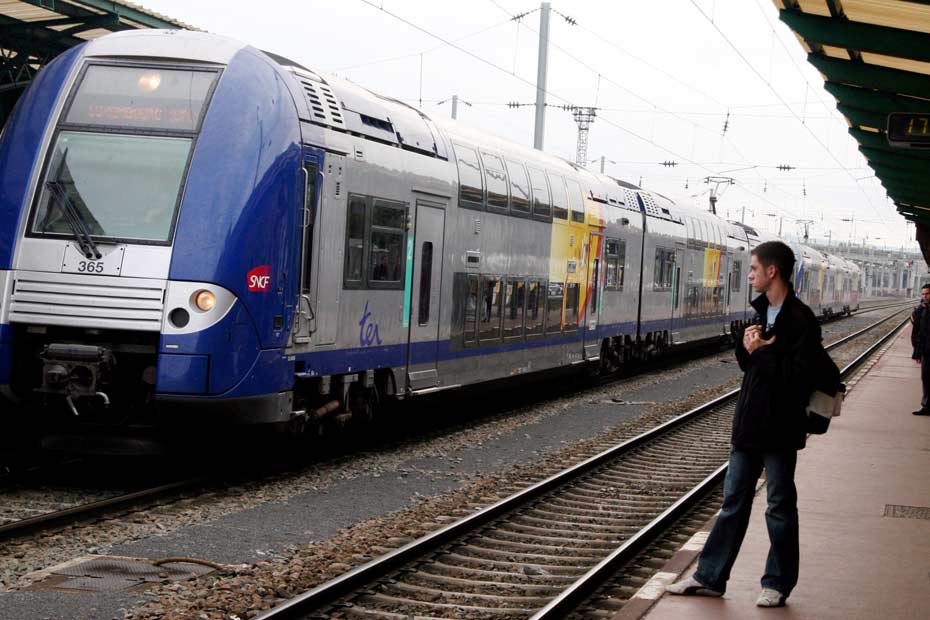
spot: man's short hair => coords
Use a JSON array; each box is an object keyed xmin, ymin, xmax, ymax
[
  {"xmin": 922, "ymin": 283, "xmax": 930, "ymax": 292},
  {"xmin": 752, "ymin": 241, "xmax": 796, "ymax": 283}
]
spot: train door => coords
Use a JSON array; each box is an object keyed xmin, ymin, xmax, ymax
[
  {"xmin": 583, "ymin": 231, "xmax": 604, "ymax": 359},
  {"xmin": 293, "ymin": 151, "xmax": 323, "ymax": 345},
  {"xmin": 290, "ymin": 150, "xmax": 345, "ymax": 347},
  {"xmin": 406, "ymin": 200, "xmax": 446, "ymax": 390},
  {"xmin": 670, "ymin": 248, "xmax": 683, "ymax": 337}
]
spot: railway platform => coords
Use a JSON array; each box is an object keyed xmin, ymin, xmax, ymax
[{"xmin": 626, "ymin": 324, "xmax": 930, "ymax": 620}]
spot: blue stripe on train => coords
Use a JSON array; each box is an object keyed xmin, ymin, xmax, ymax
[{"xmin": 295, "ymin": 313, "xmax": 750, "ymax": 377}]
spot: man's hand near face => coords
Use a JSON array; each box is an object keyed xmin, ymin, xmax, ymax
[{"xmin": 743, "ymin": 325, "xmax": 776, "ymax": 354}]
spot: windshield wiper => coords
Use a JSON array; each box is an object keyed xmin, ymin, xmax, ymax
[
  {"xmin": 45, "ymin": 181, "xmax": 102, "ymax": 260},
  {"xmin": 44, "ymin": 148, "xmax": 101, "ymax": 260}
]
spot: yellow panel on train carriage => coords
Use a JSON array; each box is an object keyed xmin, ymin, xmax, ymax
[{"xmin": 547, "ymin": 193, "xmax": 605, "ymax": 330}]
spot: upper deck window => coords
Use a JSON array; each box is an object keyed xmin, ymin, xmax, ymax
[
  {"xmin": 453, "ymin": 143, "xmax": 484, "ymax": 207},
  {"xmin": 480, "ymin": 152, "xmax": 510, "ymax": 212},
  {"xmin": 65, "ymin": 65, "xmax": 219, "ymax": 133}
]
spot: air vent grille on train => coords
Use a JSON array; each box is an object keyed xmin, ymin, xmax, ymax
[
  {"xmin": 9, "ymin": 271, "xmax": 165, "ymax": 332},
  {"xmin": 289, "ymin": 68, "xmax": 346, "ymax": 129}
]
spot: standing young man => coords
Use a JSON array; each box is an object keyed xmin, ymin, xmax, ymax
[
  {"xmin": 666, "ymin": 241, "xmax": 821, "ymax": 608},
  {"xmin": 910, "ymin": 283, "xmax": 930, "ymax": 416}
]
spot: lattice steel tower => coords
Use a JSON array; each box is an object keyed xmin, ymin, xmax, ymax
[{"xmin": 568, "ymin": 106, "xmax": 597, "ymax": 167}]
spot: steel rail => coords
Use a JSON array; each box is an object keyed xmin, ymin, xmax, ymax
[
  {"xmin": 0, "ymin": 477, "xmax": 209, "ymax": 542},
  {"xmin": 529, "ymin": 313, "xmax": 910, "ymax": 619},
  {"xmin": 255, "ymin": 308, "xmax": 909, "ymax": 620},
  {"xmin": 849, "ymin": 299, "xmax": 913, "ymax": 316}
]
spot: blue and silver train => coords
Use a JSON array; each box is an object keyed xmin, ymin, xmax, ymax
[{"xmin": 0, "ymin": 30, "xmax": 859, "ymax": 439}]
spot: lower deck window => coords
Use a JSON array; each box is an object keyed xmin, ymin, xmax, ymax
[
  {"xmin": 526, "ymin": 280, "xmax": 545, "ymax": 336},
  {"xmin": 503, "ymin": 279, "xmax": 525, "ymax": 339},
  {"xmin": 546, "ymin": 281, "xmax": 564, "ymax": 334},
  {"xmin": 479, "ymin": 276, "xmax": 503, "ymax": 342},
  {"xmin": 564, "ymin": 282, "xmax": 580, "ymax": 330}
]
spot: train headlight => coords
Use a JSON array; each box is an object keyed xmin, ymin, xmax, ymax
[{"xmin": 193, "ymin": 290, "xmax": 216, "ymax": 312}]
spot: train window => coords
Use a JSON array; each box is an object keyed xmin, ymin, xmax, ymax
[
  {"xmin": 731, "ymin": 260, "xmax": 742, "ymax": 292},
  {"xmin": 478, "ymin": 276, "xmax": 503, "ymax": 343},
  {"xmin": 418, "ymin": 242, "xmax": 433, "ymax": 325},
  {"xmin": 654, "ymin": 248, "xmax": 675, "ymax": 290},
  {"xmin": 505, "ymin": 160, "xmax": 531, "ymax": 215},
  {"xmin": 64, "ymin": 65, "xmax": 219, "ymax": 132},
  {"xmin": 589, "ymin": 257, "xmax": 600, "ymax": 314},
  {"xmin": 564, "ymin": 283, "xmax": 580, "ymax": 331},
  {"xmin": 464, "ymin": 274, "xmax": 478, "ymax": 345},
  {"xmin": 369, "ymin": 202, "xmax": 407, "ymax": 288},
  {"xmin": 525, "ymin": 280, "xmax": 545, "ymax": 336},
  {"xmin": 546, "ymin": 281, "xmax": 564, "ymax": 334},
  {"xmin": 33, "ymin": 132, "xmax": 190, "ymax": 243},
  {"xmin": 566, "ymin": 179, "xmax": 586, "ymax": 223},
  {"xmin": 549, "ymin": 173, "xmax": 569, "ymax": 220},
  {"xmin": 481, "ymin": 152, "xmax": 510, "ymax": 212},
  {"xmin": 344, "ymin": 197, "xmax": 366, "ymax": 287},
  {"xmin": 453, "ymin": 143, "xmax": 484, "ymax": 208},
  {"xmin": 606, "ymin": 238, "xmax": 626, "ymax": 289},
  {"xmin": 503, "ymin": 278, "xmax": 526, "ymax": 339},
  {"xmin": 527, "ymin": 167, "xmax": 551, "ymax": 220}
]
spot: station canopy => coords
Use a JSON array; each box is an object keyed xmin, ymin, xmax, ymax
[
  {"xmin": 774, "ymin": 0, "xmax": 930, "ymax": 264},
  {"xmin": 0, "ymin": 0, "xmax": 191, "ymax": 122}
]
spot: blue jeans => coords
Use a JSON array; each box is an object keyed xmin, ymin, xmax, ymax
[{"xmin": 694, "ymin": 447, "xmax": 799, "ymax": 597}]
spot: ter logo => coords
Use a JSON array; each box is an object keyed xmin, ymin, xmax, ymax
[{"xmin": 247, "ymin": 265, "xmax": 271, "ymax": 292}]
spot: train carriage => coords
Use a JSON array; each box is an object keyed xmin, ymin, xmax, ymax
[{"xmin": 0, "ymin": 29, "xmax": 870, "ymax": 446}]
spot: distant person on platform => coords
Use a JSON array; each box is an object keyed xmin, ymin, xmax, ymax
[
  {"xmin": 666, "ymin": 241, "xmax": 822, "ymax": 608},
  {"xmin": 910, "ymin": 283, "xmax": 930, "ymax": 416}
]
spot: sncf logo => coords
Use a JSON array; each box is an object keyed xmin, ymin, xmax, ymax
[{"xmin": 247, "ymin": 265, "xmax": 271, "ymax": 292}]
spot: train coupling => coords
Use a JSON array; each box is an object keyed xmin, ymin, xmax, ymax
[{"xmin": 38, "ymin": 344, "xmax": 115, "ymax": 414}]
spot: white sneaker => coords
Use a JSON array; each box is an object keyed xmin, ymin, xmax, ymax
[
  {"xmin": 665, "ymin": 575, "xmax": 723, "ymax": 597},
  {"xmin": 756, "ymin": 587, "xmax": 786, "ymax": 607}
]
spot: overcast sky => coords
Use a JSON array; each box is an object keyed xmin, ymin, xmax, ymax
[{"xmin": 138, "ymin": 0, "xmax": 918, "ymax": 251}]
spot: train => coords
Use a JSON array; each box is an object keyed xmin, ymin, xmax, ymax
[{"xmin": 0, "ymin": 30, "xmax": 860, "ymax": 445}]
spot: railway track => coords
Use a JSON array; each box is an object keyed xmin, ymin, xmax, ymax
[
  {"xmin": 0, "ymin": 476, "xmax": 207, "ymax": 543},
  {"xmin": 254, "ymin": 308, "xmax": 909, "ymax": 620},
  {"xmin": 0, "ymin": 304, "xmax": 910, "ymax": 553}
]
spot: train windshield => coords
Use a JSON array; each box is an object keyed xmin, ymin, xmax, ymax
[
  {"xmin": 30, "ymin": 64, "xmax": 220, "ymax": 244},
  {"xmin": 32, "ymin": 132, "xmax": 191, "ymax": 243}
]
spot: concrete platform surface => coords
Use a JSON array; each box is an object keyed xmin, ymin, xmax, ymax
[{"xmin": 638, "ymin": 325, "xmax": 930, "ymax": 620}]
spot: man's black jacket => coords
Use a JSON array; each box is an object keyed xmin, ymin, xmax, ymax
[
  {"xmin": 733, "ymin": 287, "xmax": 821, "ymax": 451},
  {"xmin": 911, "ymin": 303, "xmax": 930, "ymax": 359}
]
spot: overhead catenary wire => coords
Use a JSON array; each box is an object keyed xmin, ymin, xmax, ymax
[
  {"xmin": 687, "ymin": 0, "xmax": 890, "ymax": 231},
  {"xmin": 353, "ymin": 1, "xmax": 859, "ymax": 229},
  {"xmin": 356, "ymin": 0, "xmax": 716, "ymax": 176}
]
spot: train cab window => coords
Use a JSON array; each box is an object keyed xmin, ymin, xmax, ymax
[
  {"xmin": 505, "ymin": 160, "xmax": 531, "ymax": 215},
  {"xmin": 566, "ymin": 179, "xmax": 586, "ymax": 223},
  {"xmin": 546, "ymin": 281, "xmax": 564, "ymax": 334},
  {"xmin": 527, "ymin": 167, "xmax": 551, "ymax": 220},
  {"xmin": 344, "ymin": 197, "xmax": 366, "ymax": 286},
  {"xmin": 369, "ymin": 202, "xmax": 407, "ymax": 287},
  {"xmin": 418, "ymin": 242, "xmax": 433, "ymax": 325},
  {"xmin": 453, "ymin": 142, "xmax": 484, "ymax": 208},
  {"xmin": 525, "ymin": 280, "xmax": 545, "ymax": 336},
  {"xmin": 564, "ymin": 283, "xmax": 580, "ymax": 331},
  {"xmin": 548, "ymin": 173, "xmax": 569, "ymax": 220},
  {"xmin": 606, "ymin": 238, "xmax": 626, "ymax": 289},
  {"xmin": 481, "ymin": 152, "xmax": 510, "ymax": 212},
  {"xmin": 503, "ymin": 278, "xmax": 526, "ymax": 339},
  {"xmin": 478, "ymin": 276, "xmax": 503, "ymax": 343}
]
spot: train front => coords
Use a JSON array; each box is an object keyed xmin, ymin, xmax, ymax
[{"xmin": 0, "ymin": 30, "xmax": 304, "ymax": 446}]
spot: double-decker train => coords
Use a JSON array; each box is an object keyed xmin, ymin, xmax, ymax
[{"xmin": 0, "ymin": 30, "xmax": 859, "ymax": 444}]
